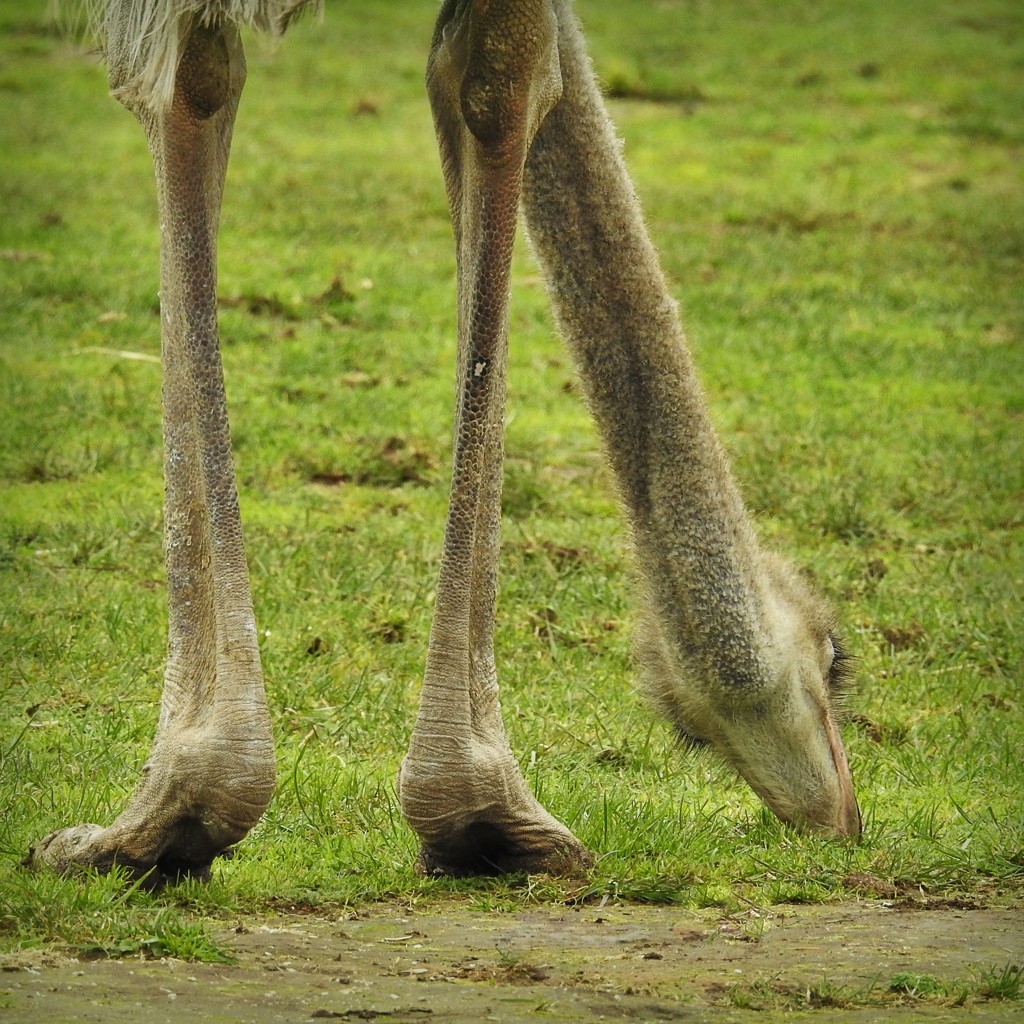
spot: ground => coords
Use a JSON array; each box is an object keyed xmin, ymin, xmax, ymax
[{"xmin": 3, "ymin": 902, "xmax": 1020, "ymax": 1022}]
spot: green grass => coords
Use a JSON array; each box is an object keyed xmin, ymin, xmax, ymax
[
  {"xmin": 1, "ymin": 0, "xmax": 1022, "ymax": 958},
  {"xmin": 718, "ymin": 963, "xmax": 1022, "ymax": 1011}
]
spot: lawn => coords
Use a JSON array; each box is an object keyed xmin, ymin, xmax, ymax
[{"xmin": 1, "ymin": 0, "xmax": 1022, "ymax": 961}]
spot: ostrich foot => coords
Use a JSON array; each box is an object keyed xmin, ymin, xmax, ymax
[
  {"xmin": 400, "ymin": 748, "xmax": 593, "ymax": 877},
  {"xmin": 23, "ymin": 729, "xmax": 275, "ymax": 886},
  {"xmin": 414, "ymin": 817, "xmax": 593, "ymax": 878},
  {"xmin": 24, "ymin": 822, "xmax": 227, "ymax": 887}
]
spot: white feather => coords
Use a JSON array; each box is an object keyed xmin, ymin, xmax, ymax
[{"xmin": 51, "ymin": 0, "xmax": 321, "ymax": 112}]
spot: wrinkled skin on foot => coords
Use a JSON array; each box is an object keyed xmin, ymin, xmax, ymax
[
  {"xmin": 401, "ymin": 730, "xmax": 593, "ymax": 877},
  {"xmin": 415, "ymin": 821, "xmax": 593, "ymax": 878},
  {"xmin": 23, "ymin": 754, "xmax": 272, "ymax": 886},
  {"xmin": 24, "ymin": 824, "xmax": 223, "ymax": 887},
  {"xmin": 24, "ymin": 725, "xmax": 275, "ymax": 885}
]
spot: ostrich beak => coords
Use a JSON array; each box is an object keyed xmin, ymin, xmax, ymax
[
  {"xmin": 736, "ymin": 703, "xmax": 862, "ymax": 840},
  {"xmin": 823, "ymin": 710, "xmax": 861, "ymax": 838}
]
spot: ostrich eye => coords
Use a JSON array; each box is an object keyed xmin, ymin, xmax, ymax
[{"xmin": 825, "ymin": 632, "xmax": 853, "ymax": 691}]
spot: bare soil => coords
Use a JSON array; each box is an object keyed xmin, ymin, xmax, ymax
[{"xmin": 2, "ymin": 901, "xmax": 1021, "ymax": 1022}]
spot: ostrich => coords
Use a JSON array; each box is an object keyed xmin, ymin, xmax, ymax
[{"xmin": 27, "ymin": 0, "xmax": 860, "ymax": 883}]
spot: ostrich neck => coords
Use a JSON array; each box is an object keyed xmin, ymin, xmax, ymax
[{"xmin": 522, "ymin": 10, "xmax": 769, "ymax": 686}]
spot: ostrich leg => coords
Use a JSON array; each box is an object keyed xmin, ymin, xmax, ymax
[
  {"xmin": 400, "ymin": 0, "xmax": 592, "ymax": 875},
  {"xmin": 25, "ymin": 17, "xmax": 275, "ymax": 882}
]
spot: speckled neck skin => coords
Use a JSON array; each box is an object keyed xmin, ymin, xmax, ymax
[
  {"xmin": 521, "ymin": 4, "xmax": 858, "ymax": 835},
  {"xmin": 525, "ymin": 68, "xmax": 765, "ymax": 693},
  {"xmin": 522, "ymin": 8, "xmax": 768, "ymax": 693}
]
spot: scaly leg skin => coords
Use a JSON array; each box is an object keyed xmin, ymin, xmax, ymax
[
  {"xmin": 24, "ymin": 18, "xmax": 275, "ymax": 885},
  {"xmin": 399, "ymin": 0, "xmax": 592, "ymax": 876}
]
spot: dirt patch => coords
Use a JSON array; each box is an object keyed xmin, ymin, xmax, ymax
[{"xmin": 2, "ymin": 902, "xmax": 1020, "ymax": 1022}]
